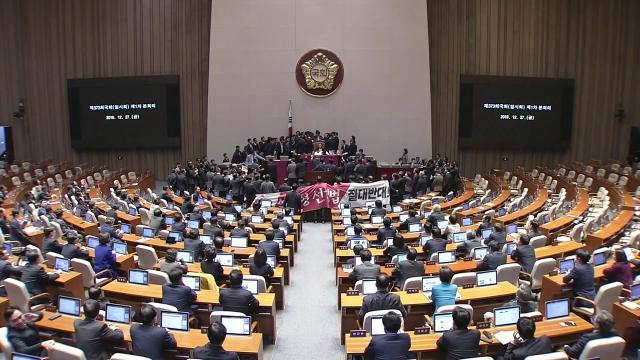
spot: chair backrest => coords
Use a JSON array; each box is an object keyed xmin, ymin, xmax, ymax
[
  {"xmin": 402, "ymin": 276, "xmax": 424, "ymax": 291},
  {"xmin": 242, "ymin": 274, "xmax": 267, "ymax": 293},
  {"xmin": 10, "ymin": 164, "xmax": 19, "ymax": 173},
  {"xmin": 529, "ymin": 235, "xmax": 547, "ymax": 249},
  {"xmin": 618, "ymin": 176, "xmax": 628, "ymax": 186},
  {"xmin": 584, "ymin": 165, "xmax": 594, "ymax": 173},
  {"xmin": 147, "ymin": 269, "xmax": 170, "ymax": 285},
  {"xmin": 70, "ymin": 258, "xmax": 97, "ymax": 287},
  {"xmin": 26, "ymin": 244, "xmax": 44, "ymax": 263},
  {"xmin": 531, "ymin": 169, "xmax": 539, "ymax": 178},
  {"xmin": 111, "ymin": 353, "xmax": 152, "ymax": 360},
  {"xmin": 596, "ymin": 168, "xmax": 606, "ymax": 178},
  {"xmin": 503, "ymin": 171, "xmax": 511, "ymax": 181},
  {"xmin": 128, "ymin": 171, "xmax": 137, "ymax": 181},
  {"xmin": 593, "ymin": 281, "xmax": 623, "ymax": 313},
  {"xmin": 567, "ymin": 170, "xmax": 576, "ymax": 179},
  {"xmin": 139, "ymin": 208, "xmax": 151, "ymax": 226},
  {"xmin": 136, "ymin": 245, "xmax": 159, "ymax": 270},
  {"xmin": 524, "ymin": 352, "xmax": 568, "ymax": 360},
  {"xmin": 54, "ymin": 173, "xmax": 63, "ymax": 183},
  {"xmin": 50, "ymin": 221, "xmax": 63, "ymax": 240},
  {"xmin": 575, "ymin": 173, "xmax": 585, "ymax": 184},
  {"xmin": 47, "ymin": 177, "xmax": 56, "ymax": 188},
  {"xmin": 607, "ymin": 173, "xmax": 619, "ymax": 184},
  {"xmin": 557, "ymin": 168, "xmax": 566, "ymax": 176},
  {"xmin": 103, "ymin": 169, "xmax": 110, "ymax": 178},
  {"xmin": 86, "ymin": 176, "xmax": 95, "ymax": 187},
  {"xmin": 23, "ymin": 172, "xmax": 32, "ymax": 182},
  {"xmin": 0, "ymin": 327, "xmax": 13, "ymax": 358},
  {"xmin": 3, "ymin": 278, "xmax": 31, "ymax": 312},
  {"xmin": 49, "ymin": 342, "xmax": 87, "ymax": 360},
  {"xmin": 11, "ymin": 176, "xmax": 20, "ymax": 187},
  {"xmin": 497, "ymin": 263, "xmax": 521, "ymax": 286},
  {"xmin": 451, "ymin": 272, "xmax": 476, "ymax": 287},
  {"xmin": 98, "ymin": 215, "xmax": 107, "ymax": 225},
  {"xmin": 94, "ymin": 172, "xmax": 103, "ymax": 181},
  {"xmin": 435, "ymin": 304, "xmax": 473, "ymax": 320},
  {"xmin": 363, "ymin": 309, "xmax": 404, "ymax": 333},
  {"xmin": 622, "ymin": 166, "xmax": 632, "ymax": 175},
  {"xmin": 209, "ymin": 310, "xmax": 246, "ymax": 325},
  {"xmin": 530, "ymin": 258, "xmax": 557, "ymax": 290},
  {"xmin": 584, "ymin": 177, "xmax": 593, "ymax": 190},
  {"xmin": 47, "ymin": 165, "xmax": 57, "ymax": 174},
  {"xmin": 578, "ymin": 336, "xmax": 625, "ymax": 360},
  {"xmin": 65, "ymin": 169, "xmax": 73, "ymax": 179}
]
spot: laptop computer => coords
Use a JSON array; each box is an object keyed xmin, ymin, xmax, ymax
[
  {"xmin": 128, "ymin": 269, "xmax": 149, "ymax": 285},
  {"xmin": 349, "ymin": 239, "xmax": 368, "ymax": 249},
  {"xmin": 182, "ymin": 275, "xmax": 201, "ymax": 291},
  {"xmin": 119, "ymin": 223, "xmax": 131, "ymax": 234},
  {"xmin": 461, "ymin": 217, "xmax": 472, "ymax": 226},
  {"xmin": 559, "ymin": 258, "xmax": 575, "ymax": 274},
  {"xmin": 142, "ymin": 227, "xmax": 155, "ymax": 239},
  {"xmin": 422, "ymin": 276, "xmax": 441, "ymax": 293},
  {"xmin": 630, "ymin": 283, "xmax": 640, "ymax": 301},
  {"xmin": 242, "ymin": 279, "xmax": 259, "ymax": 294},
  {"xmin": 452, "ymin": 232, "xmax": 467, "ymax": 244},
  {"xmin": 446, "ymin": 193, "xmax": 454, "ymax": 201},
  {"xmin": 408, "ymin": 223, "xmax": 421, "ymax": 233},
  {"xmin": 361, "ymin": 279, "xmax": 377, "ymax": 295},
  {"xmin": 176, "ymin": 250, "xmax": 194, "ymax": 264},
  {"xmin": 12, "ymin": 353, "xmax": 43, "ymax": 360},
  {"xmin": 432, "ymin": 312, "xmax": 453, "ymax": 332},
  {"xmin": 58, "ymin": 295, "xmax": 81, "ymax": 317},
  {"xmin": 267, "ymin": 255, "xmax": 277, "ymax": 268},
  {"xmin": 105, "ymin": 303, "xmax": 132, "ymax": 324},
  {"xmin": 371, "ymin": 215, "xmax": 383, "ymax": 225},
  {"xmin": 493, "ymin": 305, "xmax": 520, "ymax": 327},
  {"xmin": 74, "ymin": 208, "xmax": 82, "ymax": 217},
  {"xmin": 197, "ymin": 198, "xmax": 205, "ymax": 206},
  {"xmin": 420, "ymin": 235, "xmax": 432, "ymax": 247},
  {"xmin": 128, "ymin": 207, "xmax": 137, "ymax": 216},
  {"xmin": 370, "ymin": 316, "xmax": 385, "ymax": 335},
  {"xmin": 437, "ymin": 251, "xmax": 456, "ymax": 264},
  {"xmin": 365, "ymin": 201, "xmax": 376, "ymax": 208},
  {"xmin": 86, "ymin": 236, "xmax": 99, "ymax": 249},
  {"xmin": 160, "ymin": 310, "xmax": 190, "ymax": 331},
  {"xmin": 202, "ymin": 210, "xmax": 212, "ymax": 221},
  {"xmin": 165, "ymin": 217, "xmax": 175, "ymax": 225},
  {"xmin": 593, "ymin": 251, "xmax": 607, "ymax": 266},
  {"xmin": 261, "ymin": 200, "xmax": 272, "ymax": 208},
  {"xmin": 283, "ymin": 216, "xmax": 293, "ymax": 225},
  {"xmin": 187, "ymin": 220, "xmax": 200, "ymax": 229},
  {"xmin": 476, "ymin": 270, "xmax": 497, "ymax": 286},
  {"xmin": 113, "ymin": 242, "xmax": 127, "ymax": 256},
  {"xmin": 216, "ymin": 253, "xmax": 234, "ymax": 267},
  {"xmin": 224, "ymin": 213, "xmax": 236, "ymax": 221},
  {"xmin": 230, "ymin": 237, "xmax": 248, "ymax": 248},
  {"xmin": 396, "ymin": 254, "xmax": 407, "ymax": 263},
  {"xmin": 473, "ymin": 246, "xmax": 489, "ymax": 260},
  {"xmin": 392, "ymin": 205, "xmax": 403, "ymax": 213},
  {"xmin": 54, "ymin": 257, "xmax": 70, "ymax": 272},
  {"xmin": 437, "ymin": 220, "xmax": 448, "ymax": 230},
  {"xmin": 342, "ymin": 217, "xmax": 352, "ymax": 225},
  {"xmin": 545, "ymin": 298, "xmax": 570, "ymax": 320},
  {"xmin": 506, "ymin": 242, "xmax": 517, "ymax": 255},
  {"xmin": 398, "ymin": 213, "xmax": 409, "ymax": 222},
  {"xmin": 341, "ymin": 209, "xmax": 351, "ymax": 216},
  {"xmin": 199, "ymin": 235, "xmax": 213, "ymax": 245},
  {"xmin": 84, "ymin": 213, "xmax": 93, "ymax": 222},
  {"xmin": 481, "ymin": 228, "xmax": 492, "ymax": 239},
  {"xmin": 498, "ymin": 208, "xmax": 507, "ymax": 217},
  {"xmin": 251, "ymin": 215, "xmax": 264, "ymax": 224},
  {"xmin": 623, "ymin": 247, "xmax": 635, "ymax": 262},
  {"xmin": 220, "ymin": 315, "xmax": 252, "ymax": 336},
  {"xmin": 167, "ymin": 203, "xmax": 175, "ymax": 210},
  {"xmin": 345, "ymin": 227, "xmax": 355, "ymax": 236},
  {"xmin": 273, "ymin": 238, "xmax": 284, "ymax": 249},
  {"xmin": 506, "ymin": 224, "xmax": 518, "ymax": 235},
  {"xmin": 462, "ymin": 203, "xmax": 470, "ymax": 211}
]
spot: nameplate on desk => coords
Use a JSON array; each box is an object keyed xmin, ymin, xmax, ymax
[
  {"xmin": 339, "ymin": 246, "xmax": 348, "ymax": 250},
  {"xmin": 426, "ymin": 261, "xmax": 436, "ymax": 265},
  {"xmin": 346, "ymin": 290, "xmax": 360, "ymax": 296},
  {"xmin": 376, "ymin": 245, "xmax": 386, "ymax": 249},
  {"xmin": 530, "ymin": 314, "xmax": 543, "ymax": 322},
  {"xmin": 116, "ymin": 277, "xmax": 127, "ymax": 283},
  {"xmin": 462, "ymin": 283, "xmax": 474, "ymax": 289},
  {"xmin": 350, "ymin": 330, "xmax": 367, "ymax": 337},
  {"xmin": 463, "ymin": 256, "xmax": 473, "ymax": 262},
  {"xmin": 476, "ymin": 321, "xmax": 491, "ymax": 329},
  {"xmin": 414, "ymin": 327, "xmax": 430, "ymax": 335},
  {"xmin": 384, "ymin": 263, "xmax": 395, "ymax": 268},
  {"xmin": 548, "ymin": 270, "xmax": 559, "ymax": 276},
  {"xmin": 406, "ymin": 288, "xmax": 420, "ymax": 294},
  {"xmin": 242, "ymin": 263, "xmax": 251, "ymax": 268}
]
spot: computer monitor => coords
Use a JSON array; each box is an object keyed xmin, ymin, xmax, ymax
[
  {"xmin": 545, "ymin": 298, "xmax": 570, "ymax": 320},
  {"xmin": 224, "ymin": 213, "xmax": 236, "ymax": 221},
  {"xmin": 220, "ymin": 315, "xmax": 252, "ymax": 336},
  {"xmin": 199, "ymin": 235, "xmax": 213, "ymax": 245},
  {"xmin": 365, "ymin": 201, "xmax": 376, "ymax": 208},
  {"xmin": 452, "ymin": 232, "xmax": 467, "ymax": 244},
  {"xmin": 493, "ymin": 306, "xmax": 520, "ymax": 327},
  {"xmin": 370, "ymin": 316, "xmax": 385, "ymax": 335},
  {"xmin": 242, "ymin": 279, "xmax": 259, "ymax": 294},
  {"xmin": 119, "ymin": 223, "xmax": 131, "ymax": 234},
  {"xmin": 142, "ymin": 227, "xmax": 155, "ymax": 238},
  {"xmin": 202, "ymin": 210, "xmax": 212, "ymax": 221},
  {"xmin": 511, "ymin": 203, "xmax": 518, "ymax": 212},
  {"xmin": 58, "ymin": 295, "xmax": 81, "ymax": 317},
  {"xmin": 261, "ymin": 200, "xmax": 272, "ymax": 208},
  {"xmin": 216, "ymin": 253, "xmax": 234, "ymax": 267},
  {"xmin": 12, "ymin": 353, "xmax": 43, "ymax": 360},
  {"xmin": 84, "ymin": 213, "xmax": 93, "ymax": 222},
  {"xmin": 165, "ymin": 217, "xmax": 175, "ymax": 225},
  {"xmin": 167, "ymin": 203, "xmax": 175, "ymax": 210},
  {"xmin": 349, "ymin": 239, "xmax": 368, "ymax": 249},
  {"xmin": 160, "ymin": 311, "xmax": 189, "ymax": 331},
  {"xmin": 437, "ymin": 220, "xmax": 448, "ymax": 230},
  {"xmin": 342, "ymin": 217, "xmax": 352, "ymax": 225},
  {"xmin": 396, "ymin": 254, "xmax": 407, "ymax": 263},
  {"xmin": 498, "ymin": 208, "xmax": 507, "ymax": 217},
  {"xmin": 283, "ymin": 216, "xmax": 293, "ymax": 225},
  {"xmin": 437, "ymin": 251, "xmax": 456, "ymax": 264},
  {"xmin": 226, "ymin": 194, "xmax": 233, "ymax": 201},
  {"xmin": 267, "ymin": 255, "xmax": 277, "ymax": 268},
  {"xmin": 341, "ymin": 209, "xmax": 351, "ymax": 216},
  {"xmin": 433, "ymin": 312, "xmax": 453, "ymax": 332},
  {"xmin": 408, "ymin": 223, "xmax": 421, "ymax": 233},
  {"xmin": 182, "ymin": 275, "xmax": 201, "ymax": 291},
  {"xmin": 593, "ymin": 251, "xmax": 607, "ymax": 266},
  {"xmin": 420, "ymin": 235, "xmax": 431, "ymax": 247},
  {"xmin": 113, "ymin": 242, "xmax": 127, "ymax": 255},
  {"xmin": 392, "ymin": 205, "xmax": 402, "ymax": 213},
  {"xmin": 251, "ymin": 215, "xmax": 264, "ymax": 224},
  {"xmin": 237, "ymin": 205, "xmax": 246, "ymax": 213},
  {"xmin": 399, "ymin": 213, "xmax": 409, "ymax": 222},
  {"xmin": 630, "ymin": 283, "xmax": 640, "ymax": 301},
  {"xmin": 624, "ymin": 247, "xmax": 635, "ymax": 262},
  {"xmin": 371, "ymin": 215, "xmax": 383, "ymax": 225},
  {"xmin": 432, "ymin": 198, "xmax": 440, "ymax": 205},
  {"xmin": 230, "ymin": 237, "xmax": 248, "ymax": 248},
  {"xmin": 176, "ymin": 250, "xmax": 194, "ymax": 264},
  {"xmin": 197, "ymin": 198, "xmax": 205, "ymax": 205},
  {"xmin": 461, "ymin": 217, "xmax": 472, "ymax": 226},
  {"xmin": 345, "ymin": 227, "xmax": 355, "ymax": 236},
  {"xmin": 128, "ymin": 207, "xmax": 137, "ymax": 216},
  {"xmin": 105, "ymin": 303, "xmax": 131, "ymax": 324},
  {"xmin": 481, "ymin": 228, "xmax": 492, "ymax": 239},
  {"xmin": 559, "ymin": 258, "xmax": 575, "ymax": 274},
  {"xmin": 506, "ymin": 242, "xmax": 517, "ymax": 255},
  {"xmin": 473, "ymin": 246, "xmax": 489, "ymax": 260},
  {"xmin": 54, "ymin": 258, "xmax": 70, "ymax": 272},
  {"xmin": 422, "ymin": 276, "xmax": 441, "ymax": 292},
  {"xmin": 128, "ymin": 269, "xmax": 149, "ymax": 285},
  {"xmin": 506, "ymin": 224, "xmax": 518, "ymax": 235},
  {"xmin": 273, "ymin": 238, "xmax": 284, "ymax": 249},
  {"xmin": 462, "ymin": 203, "xmax": 470, "ymax": 211},
  {"xmin": 187, "ymin": 220, "xmax": 200, "ymax": 229},
  {"xmin": 87, "ymin": 236, "xmax": 99, "ymax": 249},
  {"xmin": 362, "ymin": 279, "xmax": 377, "ymax": 295},
  {"xmin": 476, "ymin": 270, "xmax": 497, "ymax": 286},
  {"xmin": 167, "ymin": 231, "xmax": 182, "ymax": 243}
]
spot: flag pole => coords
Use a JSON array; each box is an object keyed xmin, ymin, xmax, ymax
[{"xmin": 288, "ymin": 100, "xmax": 293, "ymax": 137}]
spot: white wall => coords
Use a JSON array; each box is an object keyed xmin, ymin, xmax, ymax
[{"xmin": 207, "ymin": 0, "xmax": 432, "ymax": 164}]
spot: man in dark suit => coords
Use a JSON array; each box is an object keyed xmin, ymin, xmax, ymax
[
  {"xmin": 130, "ymin": 304, "xmax": 177, "ymax": 360},
  {"xmin": 562, "ymin": 249, "xmax": 595, "ymax": 305},
  {"xmin": 194, "ymin": 322, "xmax": 240, "ymax": 360},
  {"xmin": 9, "ymin": 209, "xmax": 31, "ymax": 246},
  {"xmin": 392, "ymin": 248, "xmax": 425, "ymax": 289},
  {"xmin": 5, "ymin": 306, "xmax": 54, "ymax": 356},
  {"xmin": 204, "ymin": 217, "xmax": 226, "ymax": 238},
  {"xmin": 436, "ymin": 306, "xmax": 481, "ymax": 360},
  {"xmin": 563, "ymin": 310, "xmax": 618, "ymax": 358},
  {"xmin": 348, "ymin": 250, "xmax": 381, "ymax": 282},
  {"xmin": 21, "ymin": 248, "xmax": 59, "ymax": 302},
  {"xmin": 162, "ymin": 268, "xmax": 197, "ymax": 313},
  {"xmin": 504, "ymin": 317, "xmax": 553, "ymax": 360},
  {"xmin": 230, "ymin": 220, "xmax": 250, "ymax": 238},
  {"xmin": 183, "ymin": 228, "xmax": 205, "ymax": 262},
  {"xmin": 460, "ymin": 229, "xmax": 483, "ymax": 256},
  {"xmin": 41, "ymin": 227, "xmax": 62, "ymax": 255},
  {"xmin": 422, "ymin": 227, "xmax": 447, "ymax": 259},
  {"xmin": 283, "ymin": 185, "xmax": 302, "ymax": 214},
  {"xmin": 511, "ymin": 234, "xmax": 537, "ymax": 274},
  {"xmin": 358, "ymin": 273, "xmax": 407, "ymax": 323},
  {"xmin": 364, "ymin": 311, "xmax": 411, "ymax": 360},
  {"xmin": 258, "ymin": 229, "xmax": 281, "ymax": 257},
  {"xmin": 477, "ymin": 241, "xmax": 507, "ymax": 271},
  {"xmin": 74, "ymin": 299, "xmax": 124, "ymax": 360},
  {"xmin": 376, "ymin": 217, "xmax": 397, "ymax": 245},
  {"xmin": 0, "ymin": 249, "xmax": 21, "ymax": 296},
  {"xmin": 398, "ymin": 209, "xmax": 421, "ymax": 231},
  {"xmin": 61, "ymin": 231, "xmax": 90, "ymax": 260},
  {"xmin": 487, "ymin": 223, "xmax": 507, "ymax": 250},
  {"xmin": 426, "ymin": 204, "xmax": 446, "ymax": 228},
  {"xmin": 370, "ymin": 200, "xmax": 387, "ymax": 216},
  {"xmin": 219, "ymin": 270, "xmax": 260, "ymax": 315}
]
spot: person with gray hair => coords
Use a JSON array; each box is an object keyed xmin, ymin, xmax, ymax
[
  {"xmin": 427, "ymin": 204, "xmax": 445, "ymax": 228},
  {"xmin": 563, "ymin": 310, "xmax": 618, "ymax": 358}
]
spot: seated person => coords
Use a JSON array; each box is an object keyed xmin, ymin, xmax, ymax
[
  {"xmin": 383, "ymin": 234, "xmax": 409, "ymax": 260},
  {"xmin": 426, "ymin": 204, "xmax": 445, "ymax": 227},
  {"xmin": 511, "ymin": 234, "xmax": 537, "ymax": 274},
  {"xmin": 445, "ymin": 215, "xmax": 461, "ymax": 242},
  {"xmin": 364, "ymin": 311, "xmax": 410, "ymax": 360},
  {"xmin": 130, "ymin": 304, "xmax": 178, "ymax": 360},
  {"xmin": 478, "ymin": 215, "xmax": 493, "ymax": 230},
  {"xmin": 431, "ymin": 266, "xmax": 458, "ymax": 312},
  {"xmin": 504, "ymin": 317, "xmax": 553, "ymax": 360},
  {"xmin": 563, "ymin": 310, "xmax": 618, "ymax": 358},
  {"xmin": 563, "ymin": 249, "xmax": 595, "ymax": 306},
  {"xmin": 370, "ymin": 200, "xmax": 387, "ymax": 216},
  {"xmin": 5, "ymin": 306, "xmax": 55, "ymax": 356},
  {"xmin": 88, "ymin": 284, "xmax": 109, "ymax": 311},
  {"xmin": 200, "ymin": 245, "xmax": 224, "ymax": 285},
  {"xmin": 61, "ymin": 230, "xmax": 90, "ymax": 260},
  {"xmin": 183, "ymin": 228, "xmax": 205, "ymax": 262},
  {"xmin": 602, "ymin": 249, "xmax": 633, "ymax": 288},
  {"xmin": 271, "ymin": 219, "xmax": 287, "ymax": 240},
  {"xmin": 345, "ymin": 224, "xmax": 367, "ymax": 248},
  {"xmin": 0, "ymin": 248, "xmax": 21, "ymax": 296},
  {"xmin": 487, "ymin": 223, "xmax": 507, "ymax": 250},
  {"xmin": 171, "ymin": 214, "xmax": 186, "ymax": 233},
  {"xmin": 74, "ymin": 299, "xmax": 125, "ymax": 360},
  {"xmin": 423, "ymin": 227, "xmax": 447, "ymax": 260},
  {"xmin": 376, "ymin": 217, "xmax": 397, "ymax": 245},
  {"xmin": 459, "ymin": 229, "xmax": 482, "ymax": 256},
  {"xmin": 159, "ymin": 248, "xmax": 188, "ymax": 275},
  {"xmin": 41, "ymin": 226, "xmax": 63, "ymax": 255},
  {"xmin": 162, "ymin": 268, "xmax": 197, "ymax": 313},
  {"xmin": 477, "ymin": 241, "xmax": 506, "ymax": 271},
  {"xmin": 348, "ymin": 249, "xmax": 381, "ymax": 282},
  {"xmin": 436, "ymin": 306, "xmax": 480, "ymax": 359},
  {"xmin": 230, "ymin": 220, "xmax": 250, "ymax": 238},
  {"xmin": 527, "ymin": 220, "xmax": 543, "ymax": 238},
  {"xmin": 250, "ymin": 248, "xmax": 274, "ymax": 286},
  {"xmin": 219, "ymin": 269, "xmax": 260, "ymax": 315},
  {"xmin": 98, "ymin": 217, "xmax": 123, "ymax": 240},
  {"xmin": 258, "ymin": 229, "xmax": 281, "ymax": 257},
  {"xmin": 399, "ymin": 209, "xmax": 421, "ymax": 231},
  {"xmin": 94, "ymin": 233, "xmax": 118, "ymax": 278},
  {"xmin": 21, "ymin": 248, "xmax": 59, "ymax": 304},
  {"xmin": 203, "ymin": 216, "xmax": 225, "ymax": 238},
  {"xmin": 484, "ymin": 285, "xmax": 538, "ymax": 323},
  {"xmin": 357, "ymin": 273, "xmax": 407, "ymax": 323},
  {"xmin": 345, "ymin": 244, "xmax": 364, "ymax": 267},
  {"xmin": 392, "ymin": 247, "xmax": 425, "ymax": 289},
  {"xmin": 194, "ymin": 322, "xmax": 240, "ymax": 360}
]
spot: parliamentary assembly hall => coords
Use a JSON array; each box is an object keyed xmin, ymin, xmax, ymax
[{"xmin": 0, "ymin": 0, "xmax": 639, "ymax": 359}]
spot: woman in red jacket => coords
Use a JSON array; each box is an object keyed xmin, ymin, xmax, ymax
[{"xmin": 603, "ymin": 250, "xmax": 633, "ymax": 288}]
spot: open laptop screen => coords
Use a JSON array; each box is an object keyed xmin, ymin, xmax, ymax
[
  {"xmin": 422, "ymin": 276, "xmax": 441, "ymax": 292},
  {"xmin": 493, "ymin": 306, "xmax": 520, "ymax": 327},
  {"xmin": 545, "ymin": 298, "xmax": 570, "ymax": 320},
  {"xmin": 461, "ymin": 217, "xmax": 472, "ymax": 226},
  {"xmin": 176, "ymin": 250, "xmax": 194, "ymax": 264},
  {"xmin": 559, "ymin": 258, "xmax": 575, "ymax": 274},
  {"xmin": 58, "ymin": 296, "xmax": 81, "ymax": 317},
  {"xmin": 630, "ymin": 283, "xmax": 640, "ymax": 301},
  {"xmin": 54, "ymin": 258, "xmax": 70, "ymax": 272},
  {"xmin": 105, "ymin": 303, "xmax": 131, "ymax": 324},
  {"xmin": 142, "ymin": 227, "xmax": 155, "ymax": 238},
  {"xmin": 230, "ymin": 237, "xmax": 248, "ymax": 248},
  {"xmin": 119, "ymin": 223, "xmax": 131, "ymax": 234},
  {"xmin": 216, "ymin": 253, "xmax": 234, "ymax": 267},
  {"xmin": 433, "ymin": 312, "xmax": 453, "ymax": 332},
  {"xmin": 128, "ymin": 269, "xmax": 149, "ymax": 285},
  {"xmin": 182, "ymin": 275, "xmax": 201, "ymax": 291},
  {"xmin": 87, "ymin": 236, "xmax": 99, "ymax": 248},
  {"xmin": 473, "ymin": 246, "xmax": 489, "ymax": 260},
  {"xmin": 453, "ymin": 232, "xmax": 466, "ymax": 244},
  {"xmin": 476, "ymin": 270, "xmax": 497, "ymax": 286},
  {"xmin": 506, "ymin": 224, "xmax": 518, "ymax": 234},
  {"xmin": 242, "ymin": 279, "xmax": 259, "ymax": 294},
  {"xmin": 113, "ymin": 242, "xmax": 127, "ymax": 255},
  {"xmin": 220, "ymin": 315, "xmax": 252, "ymax": 336},
  {"xmin": 362, "ymin": 279, "xmax": 377, "ymax": 295},
  {"xmin": 437, "ymin": 251, "xmax": 456, "ymax": 264},
  {"xmin": 370, "ymin": 316, "xmax": 385, "ymax": 335},
  {"xmin": 160, "ymin": 311, "xmax": 190, "ymax": 331}
]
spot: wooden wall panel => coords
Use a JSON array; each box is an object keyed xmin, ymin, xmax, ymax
[
  {"xmin": 0, "ymin": 0, "xmax": 211, "ymax": 178},
  {"xmin": 428, "ymin": 0, "xmax": 640, "ymax": 177}
]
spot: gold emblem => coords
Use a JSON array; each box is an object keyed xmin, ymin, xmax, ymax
[{"xmin": 300, "ymin": 52, "xmax": 340, "ymax": 90}]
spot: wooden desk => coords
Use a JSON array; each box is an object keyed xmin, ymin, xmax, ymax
[
  {"xmin": 52, "ymin": 270, "xmax": 85, "ymax": 300},
  {"xmin": 612, "ymin": 301, "xmax": 640, "ymax": 348},
  {"xmin": 345, "ymin": 313, "xmax": 592, "ymax": 359},
  {"xmin": 101, "ymin": 282, "xmax": 277, "ymax": 343},
  {"xmin": 585, "ymin": 210, "xmax": 634, "ymax": 252},
  {"xmin": 541, "ymin": 188, "xmax": 590, "ymax": 240},
  {"xmin": 35, "ymin": 310, "xmax": 263, "ymax": 359}
]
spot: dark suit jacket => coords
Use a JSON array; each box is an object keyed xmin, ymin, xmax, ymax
[
  {"xmin": 42, "ymin": 236, "xmax": 63, "ymax": 255},
  {"xmin": 0, "ymin": 259, "xmax": 21, "ymax": 295},
  {"xmin": 392, "ymin": 259, "xmax": 426, "ymax": 288},
  {"xmin": 184, "ymin": 238, "xmax": 205, "ymax": 262},
  {"xmin": 427, "ymin": 212, "xmax": 445, "ymax": 227},
  {"xmin": 9, "ymin": 219, "xmax": 29, "ymax": 245},
  {"xmin": 376, "ymin": 227, "xmax": 397, "ymax": 243},
  {"xmin": 130, "ymin": 323, "xmax": 177, "ymax": 360},
  {"xmin": 364, "ymin": 332, "xmax": 411, "ymax": 360},
  {"xmin": 21, "ymin": 263, "xmax": 59, "ymax": 296},
  {"xmin": 61, "ymin": 244, "xmax": 90, "ymax": 260},
  {"xmin": 370, "ymin": 208, "xmax": 387, "ymax": 216},
  {"xmin": 73, "ymin": 318, "xmax": 124, "ymax": 360},
  {"xmin": 219, "ymin": 286, "xmax": 260, "ymax": 315},
  {"xmin": 162, "ymin": 283, "xmax": 197, "ymax": 313},
  {"xmin": 258, "ymin": 240, "xmax": 281, "ymax": 257},
  {"xmin": 249, "ymin": 263, "xmax": 274, "ymax": 286},
  {"xmin": 358, "ymin": 291, "xmax": 407, "ymax": 322},
  {"xmin": 193, "ymin": 343, "xmax": 239, "ymax": 360},
  {"xmin": 477, "ymin": 252, "xmax": 507, "ymax": 271},
  {"xmin": 564, "ymin": 330, "xmax": 618, "ymax": 358},
  {"xmin": 423, "ymin": 238, "xmax": 447, "ymax": 258},
  {"xmin": 203, "ymin": 223, "xmax": 225, "ymax": 238},
  {"xmin": 511, "ymin": 244, "xmax": 537, "ymax": 273},
  {"xmin": 7, "ymin": 323, "xmax": 45, "ymax": 356},
  {"xmin": 436, "ymin": 329, "xmax": 481, "ymax": 360},
  {"xmin": 504, "ymin": 336, "xmax": 553, "ymax": 360},
  {"xmin": 563, "ymin": 263, "xmax": 595, "ymax": 298},
  {"xmin": 283, "ymin": 191, "xmax": 302, "ymax": 214},
  {"xmin": 488, "ymin": 232, "xmax": 507, "ymax": 249},
  {"xmin": 348, "ymin": 262, "xmax": 381, "ymax": 281},
  {"xmin": 201, "ymin": 259, "xmax": 224, "ymax": 285}
]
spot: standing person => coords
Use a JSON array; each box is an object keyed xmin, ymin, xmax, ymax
[
  {"xmin": 94, "ymin": 233, "xmax": 118, "ymax": 278},
  {"xmin": 511, "ymin": 234, "xmax": 537, "ymax": 274}
]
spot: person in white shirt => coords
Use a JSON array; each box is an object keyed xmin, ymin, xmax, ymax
[{"xmin": 446, "ymin": 215, "xmax": 461, "ymax": 242}]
